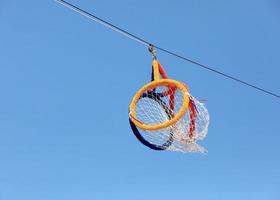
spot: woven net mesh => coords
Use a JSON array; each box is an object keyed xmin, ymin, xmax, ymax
[{"xmin": 133, "ymin": 84, "xmax": 209, "ymax": 153}]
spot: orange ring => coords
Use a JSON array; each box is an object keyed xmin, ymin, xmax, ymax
[{"xmin": 129, "ymin": 79, "xmax": 190, "ymax": 131}]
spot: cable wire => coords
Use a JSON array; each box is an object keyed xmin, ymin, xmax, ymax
[{"xmin": 55, "ymin": 0, "xmax": 280, "ymax": 100}]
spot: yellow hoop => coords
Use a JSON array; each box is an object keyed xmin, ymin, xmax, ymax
[{"xmin": 129, "ymin": 79, "xmax": 190, "ymax": 131}]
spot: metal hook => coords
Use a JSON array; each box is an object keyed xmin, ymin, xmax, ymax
[{"xmin": 148, "ymin": 44, "xmax": 157, "ymax": 59}]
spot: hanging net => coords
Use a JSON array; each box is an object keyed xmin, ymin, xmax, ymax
[{"xmin": 129, "ymin": 59, "xmax": 210, "ymax": 153}]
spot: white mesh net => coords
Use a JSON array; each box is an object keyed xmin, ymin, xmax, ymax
[{"xmin": 132, "ymin": 84, "xmax": 210, "ymax": 154}]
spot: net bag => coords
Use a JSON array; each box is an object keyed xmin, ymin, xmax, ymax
[{"xmin": 129, "ymin": 59, "xmax": 209, "ymax": 153}]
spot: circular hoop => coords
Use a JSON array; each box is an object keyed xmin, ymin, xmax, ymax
[{"xmin": 129, "ymin": 79, "xmax": 190, "ymax": 131}]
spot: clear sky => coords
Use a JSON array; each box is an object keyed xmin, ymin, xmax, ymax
[{"xmin": 1, "ymin": 0, "xmax": 280, "ymax": 199}]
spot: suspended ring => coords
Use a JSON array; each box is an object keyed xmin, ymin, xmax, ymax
[{"xmin": 129, "ymin": 79, "xmax": 190, "ymax": 131}]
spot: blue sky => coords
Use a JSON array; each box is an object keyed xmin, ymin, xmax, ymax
[{"xmin": 1, "ymin": 0, "xmax": 280, "ymax": 199}]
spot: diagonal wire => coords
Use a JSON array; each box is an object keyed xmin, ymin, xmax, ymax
[
  {"xmin": 55, "ymin": 0, "xmax": 280, "ymax": 100},
  {"xmin": 54, "ymin": 0, "xmax": 149, "ymax": 46}
]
